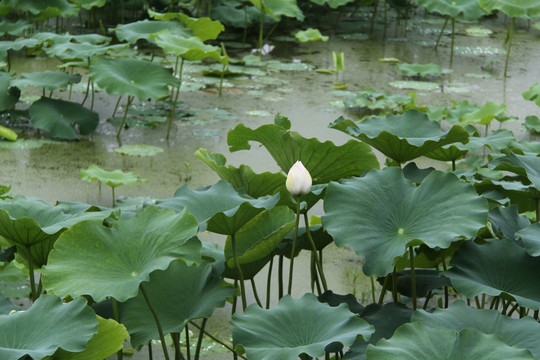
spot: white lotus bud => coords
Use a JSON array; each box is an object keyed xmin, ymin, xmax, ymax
[{"xmin": 286, "ymin": 161, "xmax": 312, "ymax": 196}]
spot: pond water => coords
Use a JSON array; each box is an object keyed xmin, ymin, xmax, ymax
[{"xmin": 1, "ymin": 8, "xmax": 540, "ymax": 360}]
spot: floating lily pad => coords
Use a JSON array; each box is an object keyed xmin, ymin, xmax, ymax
[
  {"xmin": 114, "ymin": 144, "xmax": 164, "ymax": 157},
  {"xmin": 0, "ymin": 139, "xmax": 61, "ymax": 150},
  {"xmin": 379, "ymin": 57, "xmax": 400, "ymax": 62},
  {"xmin": 466, "ymin": 27, "xmax": 493, "ymax": 36},
  {"xmin": 389, "ymin": 80, "xmax": 440, "ymax": 91},
  {"xmin": 397, "ymin": 63, "xmax": 442, "ymax": 77}
]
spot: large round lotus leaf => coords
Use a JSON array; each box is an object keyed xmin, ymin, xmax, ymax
[
  {"xmin": 114, "ymin": 144, "xmax": 164, "ymax": 157},
  {"xmin": 156, "ymin": 180, "xmax": 280, "ymax": 234},
  {"xmin": 366, "ymin": 323, "xmax": 533, "ymax": 359},
  {"xmin": 232, "ymin": 293, "xmax": 374, "ymax": 360},
  {"xmin": 45, "ymin": 42, "xmax": 129, "ymax": 61},
  {"xmin": 445, "ymin": 239, "xmax": 540, "ymax": 310},
  {"xmin": 89, "ymin": 57, "xmax": 176, "ymax": 101},
  {"xmin": 0, "ymin": 295, "xmax": 97, "ymax": 360},
  {"xmin": 0, "ymin": 38, "xmax": 39, "ymax": 57},
  {"xmin": 195, "ymin": 148, "xmax": 286, "ymax": 198},
  {"xmin": 489, "ymin": 205, "xmax": 530, "ymax": 241},
  {"xmin": 153, "ymin": 31, "xmax": 223, "ymax": 63},
  {"xmin": 516, "ymin": 223, "xmax": 540, "ymax": 256},
  {"xmin": 228, "ymin": 114, "xmax": 379, "ymax": 184},
  {"xmin": 49, "ymin": 316, "xmax": 128, "ymax": 360},
  {"xmin": 0, "ymin": 19, "xmax": 33, "ymax": 37},
  {"xmin": 70, "ymin": 0, "xmax": 107, "ymax": 10},
  {"xmin": 489, "ymin": 150, "xmax": 540, "ymax": 191},
  {"xmin": 148, "ymin": 10, "xmax": 224, "ymax": 41},
  {"xmin": 295, "ymin": 28, "xmax": 328, "ymax": 42},
  {"xmin": 262, "ymin": 0, "xmax": 304, "ymax": 20},
  {"xmin": 460, "ymin": 102, "xmax": 509, "ymax": 125},
  {"xmin": 42, "ymin": 206, "xmax": 200, "ymax": 302},
  {"xmin": 224, "ymin": 206, "xmax": 295, "ymax": 267},
  {"xmin": 111, "ymin": 19, "xmax": 187, "ymax": 44},
  {"xmin": 329, "ymin": 110, "xmax": 469, "ymax": 164},
  {"xmin": 479, "ymin": 0, "xmax": 540, "ymax": 17},
  {"xmin": 118, "ymin": 260, "xmax": 235, "ymax": 349},
  {"xmin": 28, "ymin": 98, "xmax": 99, "ymax": 140},
  {"xmin": 397, "ymin": 63, "xmax": 442, "ymax": 77},
  {"xmin": 417, "ymin": 0, "xmax": 487, "ymax": 20},
  {"xmin": 0, "ymin": 196, "xmax": 114, "ymax": 267},
  {"xmin": 12, "ymin": 71, "xmax": 81, "ymax": 91},
  {"xmin": 413, "ymin": 300, "xmax": 540, "ymax": 358},
  {"xmin": 80, "ymin": 164, "xmax": 146, "ymax": 188},
  {"xmin": 322, "ymin": 167, "xmax": 488, "ymax": 276},
  {"xmin": 12, "ymin": 0, "xmax": 79, "ymax": 18}
]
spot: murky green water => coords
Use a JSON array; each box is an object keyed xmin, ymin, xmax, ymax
[{"xmin": 1, "ymin": 10, "xmax": 540, "ymax": 359}]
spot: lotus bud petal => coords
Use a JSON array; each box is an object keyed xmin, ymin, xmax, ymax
[{"xmin": 286, "ymin": 161, "xmax": 312, "ymax": 196}]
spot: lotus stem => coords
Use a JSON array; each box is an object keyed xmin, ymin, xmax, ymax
[
  {"xmin": 90, "ymin": 81, "xmax": 95, "ymax": 110},
  {"xmin": 219, "ymin": 62, "xmax": 225, "ymax": 97},
  {"xmin": 303, "ymin": 212, "xmax": 328, "ymax": 292},
  {"xmin": 258, "ymin": 1, "xmax": 265, "ymax": 57},
  {"xmin": 25, "ymin": 245, "xmax": 37, "ymax": 301},
  {"xmin": 370, "ymin": 277, "xmax": 376, "ymax": 303},
  {"xmin": 171, "ymin": 332, "xmax": 185, "ymax": 360},
  {"xmin": 184, "ymin": 325, "xmax": 191, "ymax": 359},
  {"xmin": 392, "ymin": 266, "xmax": 398, "ymax": 303},
  {"xmin": 266, "ymin": 258, "xmax": 273, "ymax": 309},
  {"xmin": 409, "ymin": 246, "xmax": 417, "ymax": 310},
  {"xmin": 149, "ymin": 342, "xmax": 153, "ymax": 360},
  {"xmin": 450, "ymin": 18, "xmax": 455, "ymax": 68},
  {"xmin": 278, "ymin": 254, "xmax": 284, "ymax": 299},
  {"xmin": 112, "ymin": 96, "xmax": 122, "ymax": 118},
  {"xmin": 231, "ymin": 233, "xmax": 247, "ymax": 311},
  {"xmin": 189, "ymin": 320, "xmax": 248, "ymax": 359},
  {"xmin": 535, "ymin": 198, "xmax": 540, "ymax": 223},
  {"xmin": 111, "ymin": 186, "xmax": 115, "ymax": 208},
  {"xmin": 167, "ymin": 58, "xmax": 184, "ymax": 140},
  {"xmin": 250, "ymin": 278, "xmax": 263, "ymax": 307},
  {"xmin": 140, "ymin": 283, "xmax": 170, "ymax": 360},
  {"xmin": 440, "ymin": 249, "xmax": 449, "ymax": 308},
  {"xmin": 504, "ymin": 18, "xmax": 515, "ymax": 77},
  {"xmin": 81, "ymin": 74, "xmax": 91, "ymax": 106},
  {"xmin": 435, "ymin": 17, "xmax": 449, "ymax": 50},
  {"xmin": 288, "ymin": 200, "xmax": 301, "ymax": 295},
  {"xmin": 369, "ymin": 0, "xmax": 378, "ymax": 35},
  {"xmin": 111, "ymin": 298, "xmax": 124, "ymax": 360},
  {"xmin": 194, "ymin": 318, "xmax": 207, "ymax": 360},
  {"xmin": 378, "ymin": 274, "xmax": 390, "ymax": 305},
  {"xmin": 116, "ymin": 95, "xmax": 133, "ymax": 138}
]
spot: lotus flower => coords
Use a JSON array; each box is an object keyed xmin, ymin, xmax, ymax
[{"xmin": 286, "ymin": 161, "xmax": 312, "ymax": 196}]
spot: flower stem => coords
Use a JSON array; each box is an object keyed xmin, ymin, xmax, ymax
[
  {"xmin": 303, "ymin": 212, "xmax": 328, "ymax": 292},
  {"xmin": 116, "ymin": 95, "xmax": 133, "ymax": 138},
  {"xmin": 25, "ymin": 245, "xmax": 37, "ymax": 301},
  {"xmin": 504, "ymin": 17, "xmax": 515, "ymax": 77},
  {"xmin": 266, "ymin": 258, "xmax": 273, "ymax": 309},
  {"xmin": 194, "ymin": 318, "xmax": 207, "ymax": 360},
  {"xmin": 167, "ymin": 57, "xmax": 184, "ymax": 140},
  {"xmin": 409, "ymin": 246, "xmax": 417, "ymax": 310},
  {"xmin": 288, "ymin": 200, "xmax": 301, "ymax": 295},
  {"xmin": 231, "ymin": 233, "xmax": 247, "ymax": 311},
  {"xmin": 140, "ymin": 283, "xmax": 170, "ymax": 360}
]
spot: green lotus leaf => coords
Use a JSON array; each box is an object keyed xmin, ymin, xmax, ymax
[
  {"xmin": 463, "ymin": 129, "xmax": 515, "ymax": 152},
  {"xmin": 322, "ymin": 168, "xmax": 488, "ymax": 276},
  {"xmin": 224, "ymin": 206, "xmax": 295, "ymax": 267},
  {"xmin": 0, "ymin": 19, "xmax": 32, "ymax": 36},
  {"xmin": 523, "ymin": 83, "xmax": 540, "ymax": 107},
  {"xmin": 264, "ymin": 0, "xmax": 304, "ymax": 20},
  {"xmin": 80, "ymin": 164, "xmax": 146, "ymax": 188},
  {"xmin": 111, "ymin": 19, "xmax": 187, "ymax": 44},
  {"xmin": 397, "ymin": 63, "xmax": 442, "ymax": 77},
  {"xmin": 114, "ymin": 144, "xmax": 164, "ymax": 157},
  {"xmin": 12, "ymin": 71, "xmax": 81, "ymax": 91},
  {"xmin": 295, "ymin": 28, "xmax": 329, "ymax": 42},
  {"xmin": 413, "ymin": 300, "xmax": 540, "ymax": 358},
  {"xmin": 489, "ymin": 150, "xmax": 540, "ymax": 190},
  {"xmin": 119, "ymin": 260, "xmax": 235, "ymax": 349},
  {"xmin": 0, "ymin": 125, "xmax": 16, "ymax": 141},
  {"xmin": 445, "ymin": 239, "xmax": 540, "ymax": 310},
  {"xmin": 0, "ymin": 71, "xmax": 19, "ymax": 113},
  {"xmin": 70, "ymin": 0, "xmax": 107, "ymax": 9},
  {"xmin": 42, "ymin": 206, "xmax": 200, "ymax": 302},
  {"xmin": 489, "ymin": 205, "xmax": 530, "ymax": 241},
  {"xmin": 232, "ymin": 293, "xmax": 373, "ymax": 359},
  {"xmin": 28, "ymin": 97, "xmax": 99, "ymax": 140},
  {"xmin": 222, "ymin": 253, "xmax": 273, "ymax": 280},
  {"xmin": 0, "ymin": 38, "xmax": 40, "ymax": 57},
  {"xmin": 148, "ymin": 10, "xmax": 224, "ymax": 41},
  {"xmin": 479, "ymin": 0, "xmax": 540, "ymax": 18},
  {"xmin": 153, "ymin": 31, "xmax": 224, "ymax": 63},
  {"xmin": 195, "ymin": 148, "xmax": 286, "ymax": 198},
  {"xmin": 0, "ymin": 196, "xmax": 114, "ymax": 267},
  {"xmin": 330, "ymin": 110, "xmax": 469, "ymax": 164},
  {"xmin": 367, "ymin": 323, "xmax": 533, "ymax": 359},
  {"xmin": 388, "ymin": 80, "xmax": 440, "ymax": 91},
  {"xmin": 0, "ymin": 260, "xmax": 30, "ymax": 299},
  {"xmin": 228, "ymin": 114, "xmax": 379, "ymax": 183},
  {"xmin": 0, "ymin": 295, "xmax": 97, "ymax": 360},
  {"xmin": 211, "ymin": 2, "xmax": 261, "ymax": 28},
  {"xmin": 89, "ymin": 57, "xmax": 176, "ymax": 100},
  {"xmin": 309, "ymin": 0, "xmax": 355, "ymax": 9},
  {"xmin": 47, "ymin": 316, "xmax": 128, "ymax": 360},
  {"xmin": 417, "ymin": 0, "xmax": 487, "ymax": 20},
  {"xmin": 516, "ymin": 223, "xmax": 540, "ymax": 256},
  {"xmin": 156, "ymin": 180, "xmax": 280, "ymax": 234},
  {"xmin": 45, "ymin": 43, "xmax": 129, "ymax": 61},
  {"xmin": 12, "ymin": 0, "xmax": 79, "ymax": 20},
  {"xmin": 524, "ymin": 115, "xmax": 540, "ymax": 133},
  {"xmin": 460, "ymin": 101, "xmax": 509, "ymax": 125},
  {"xmin": 318, "ymin": 291, "xmax": 365, "ymax": 314},
  {"xmin": 384, "ymin": 269, "xmax": 451, "ymax": 298}
]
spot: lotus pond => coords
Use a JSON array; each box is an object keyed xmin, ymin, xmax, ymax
[{"xmin": 1, "ymin": 0, "xmax": 540, "ymax": 359}]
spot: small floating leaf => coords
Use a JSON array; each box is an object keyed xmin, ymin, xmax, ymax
[
  {"xmin": 389, "ymin": 80, "xmax": 440, "ymax": 91},
  {"xmin": 465, "ymin": 27, "xmax": 493, "ymax": 37},
  {"xmin": 114, "ymin": 144, "xmax": 164, "ymax": 157}
]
